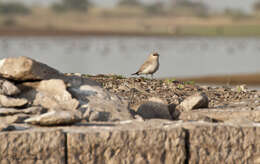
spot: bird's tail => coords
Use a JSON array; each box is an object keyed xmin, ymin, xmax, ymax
[{"xmin": 131, "ymin": 72, "xmax": 139, "ymax": 76}]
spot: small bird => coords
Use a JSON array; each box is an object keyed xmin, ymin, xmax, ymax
[{"xmin": 132, "ymin": 52, "xmax": 160, "ymax": 78}]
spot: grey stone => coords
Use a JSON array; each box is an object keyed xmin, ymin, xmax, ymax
[
  {"xmin": 136, "ymin": 101, "xmax": 172, "ymax": 120},
  {"xmin": 0, "ymin": 79, "xmax": 20, "ymax": 96},
  {"xmin": 0, "ymin": 130, "xmax": 65, "ymax": 164},
  {"xmin": 19, "ymin": 75, "xmax": 131, "ymax": 122},
  {"xmin": 70, "ymin": 84, "xmax": 132, "ymax": 121},
  {"xmin": 182, "ymin": 122, "xmax": 260, "ymax": 164},
  {"xmin": 25, "ymin": 110, "xmax": 82, "ymax": 126},
  {"xmin": 0, "ymin": 56, "xmax": 62, "ymax": 81},
  {"xmin": 21, "ymin": 79, "xmax": 79, "ymax": 110},
  {"xmin": 0, "ymin": 95, "xmax": 28, "ymax": 107},
  {"xmin": 86, "ymin": 110, "xmax": 111, "ymax": 122},
  {"xmin": 168, "ymin": 103, "xmax": 180, "ymax": 120},
  {"xmin": 0, "ymin": 124, "xmax": 15, "ymax": 131},
  {"xmin": 177, "ymin": 92, "xmax": 208, "ymax": 111},
  {"xmin": 67, "ymin": 121, "xmax": 186, "ymax": 164}
]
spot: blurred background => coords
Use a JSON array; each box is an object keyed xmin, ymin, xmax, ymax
[{"xmin": 0, "ymin": 0, "xmax": 259, "ymax": 87}]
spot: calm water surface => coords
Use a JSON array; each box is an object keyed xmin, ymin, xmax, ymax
[{"xmin": 0, "ymin": 36, "xmax": 259, "ymax": 78}]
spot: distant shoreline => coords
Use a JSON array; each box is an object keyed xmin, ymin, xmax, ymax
[
  {"xmin": 2, "ymin": 28, "xmax": 260, "ymax": 37},
  {"xmin": 175, "ymin": 73, "xmax": 260, "ymax": 86},
  {"xmin": 0, "ymin": 28, "xmax": 182, "ymax": 37}
]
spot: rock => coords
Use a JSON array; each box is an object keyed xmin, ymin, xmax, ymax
[
  {"xmin": 86, "ymin": 101, "xmax": 131, "ymax": 122},
  {"xmin": 0, "ymin": 108, "xmax": 24, "ymax": 115},
  {"xmin": 148, "ymin": 97, "xmax": 168, "ymax": 104},
  {"xmin": 0, "ymin": 106, "xmax": 44, "ymax": 116},
  {"xmin": 21, "ymin": 79, "xmax": 79, "ymax": 110},
  {"xmin": 11, "ymin": 114, "xmax": 31, "ymax": 123},
  {"xmin": 179, "ymin": 113, "xmax": 217, "ymax": 122},
  {"xmin": 0, "ymin": 94, "xmax": 28, "ymax": 107},
  {"xmin": 22, "ymin": 106, "xmax": 47, "ymax": 114},
  {"xmin": 63, "ymin": 74, "xmax": 100, "ymax": 89},
  {"xmin": 19, "ymin": 75, "xmax": 132, "ymax": 122},
  {"xmin": 136, "ymin": 100, "xmax": 172, "ymax": 120},
  {"xmin": 182, "ymin": 122, "xmax": 260, "ymax": 164},
  {"xmin": 179, "ymin": 108, "xmax": 260, "ymax": 123},
  {"xmin": 168, "ymin": 103, "xmax": 180, "ymax": 120},
  {"xmin": 134, "ymin": 114, "xmax": 144, "ymax": 121},
  {"xmin": 0, "ymin": 114, "xmax": 30, "ymax": 124},
  {"xmin": 177, "ymin": 93, "xmax": 208, "ymax": 111},
  {"xmin": 0, "ymin": 124, "xmax": 15, "ymax": 131},
  {"xmin": 0, "ymin": 79, "xmax": 20, "ymax": 96},
  {"xmin": 84, "ymin": 109, "xmax": 111, "ymax": 122},
  {"xmin": 25, "ymin": 110, "xmax": 82, "ymax": 126},
  {"xmin": 0, "ymin": 130, "xmax": 65, "ymax": 163},
  {"xmin": 70, "ymin": 84, "xmax": 132, "ymax": 121},
  {"xmin": 67, "ymin": 120, "xmax": 186, "ymax": 164},
  {"xmin": 0, "ymin": 56, "xmax": 62, "ymax": 81},
  {"xmin": 224, "ymin": 118, "xmax": 256, "ymax": 125}
]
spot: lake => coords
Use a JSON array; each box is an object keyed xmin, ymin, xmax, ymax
[{"xmin": 0, "ymin": 36, "xmax": 259, "ymax": 78}]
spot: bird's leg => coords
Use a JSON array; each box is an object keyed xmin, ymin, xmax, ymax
[{"xmin": 151, "ymin": 74, "xmax": 153, "ymax": 79}]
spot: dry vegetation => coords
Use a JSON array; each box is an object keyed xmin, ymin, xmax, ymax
[{"xmin": 1, "ymin": 7, "xmax": 260, "ymax": 36}]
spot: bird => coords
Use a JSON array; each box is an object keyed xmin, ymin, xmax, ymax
[{"xmin": 132, "ymin": 52, "xmax": 160, "ymax": 78}]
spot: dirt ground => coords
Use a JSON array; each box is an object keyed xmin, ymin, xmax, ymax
[{"xmin": 82, "ymin": 74, "xmax": 260, "ymax": 110}]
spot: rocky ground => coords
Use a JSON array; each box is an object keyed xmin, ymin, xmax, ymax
[
  {"xmin": 85, "ymin": 74, "xmax": 260, "ymax": 109},
  {"xmin": 0, "ymin": 56, "xmax": 260, "ymax": 163}
]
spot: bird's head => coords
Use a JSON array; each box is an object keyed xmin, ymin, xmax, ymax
[{"xmin": 149, "ymin": 52, "xmax": 160, "ymax": 60}]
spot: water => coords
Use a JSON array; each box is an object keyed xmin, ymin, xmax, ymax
[{"xmin": 0, "ymin": 36, "xmax": 259, "ymax": 78}]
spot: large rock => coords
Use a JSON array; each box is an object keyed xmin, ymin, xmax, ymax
[
  {"xmin": 0, "ymin": 130, "xmax": 65, "ymax": 164},
  {"xmin": 0, "ymin": 95, "xmax": 28, "ymax": 107},
  {"xmin": 0, "ymin": 79, "xmax": 20, "ymax": 96},
  {"xmin": 19, "ymin": 75, "xmax": 132, "ymax": 121},
  {"xmin": 136, "ymin": 100, "xmax": 172, "ymax": 120},
  {"xmin": 67, "ymin": 120, "xmax": 186, "ymax": 164},
  {"xmin": 70, "ymin": 84, "xmax": 132, "ymax": 121},
  {"xmin": 21, "ymin": 79, "xmax": 79, "ymax": 110},
  {"xmin": 25, "ymin": 110, "xmax": 82, "ymax": 126},
  {"xmin": 0, "ymin": 56, "xmax": 62, "ymax": 81},
  {"xmin": 182, "ymin": 122, "xmax": 260, "ymax": 164},
  {"xmin": 177, "ymin": 93, "xmax": 208, "ymax": 112}
]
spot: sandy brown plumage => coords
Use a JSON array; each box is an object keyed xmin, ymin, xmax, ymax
[{"xmin": 132, "ymin": 52, "xmax": 160, "ymax": 78}]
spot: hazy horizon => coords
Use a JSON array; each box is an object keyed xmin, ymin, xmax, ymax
[{"xmin": 1, "ymin": 0, "xmax": 259, "ymax": 13}]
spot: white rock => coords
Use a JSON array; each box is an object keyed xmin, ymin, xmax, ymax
[
  {"xmin": 177, "ymin": 93, "xmax": 209, "ymax": 111},
  {"xmin": 25, "ymin": 110, "xmax": 82, "ymax": 126}
]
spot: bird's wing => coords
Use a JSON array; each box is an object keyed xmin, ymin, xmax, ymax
[{"xmin": 138, "ymin": 60, "xmax": 153, "ymax": 73}]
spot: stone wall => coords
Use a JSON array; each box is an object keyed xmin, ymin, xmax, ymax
[
  {"xmin": 0, "ymin": 130, "xmax": 65, "ymax": 164},
  {"xmin": 1, "ymin": 121, "xmax": 260, "ymax": 164}
]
